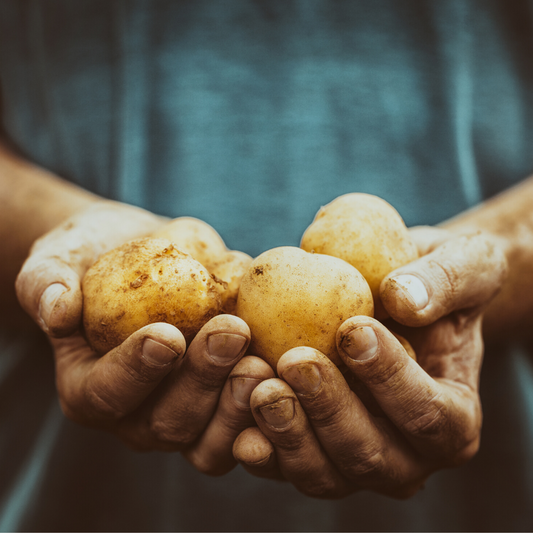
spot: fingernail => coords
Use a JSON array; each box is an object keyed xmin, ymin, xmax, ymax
[
  {"xmin": 142, "ymin": 338, "xmax": 179, "ymax": 366},
  {"xmin": 341, "ymin": 326, "xmax": 378, "ymax": 361},
  {"xmin": 259, "ymin": 398, "xmax": 295, "ymax": 428},
  {"xmin": 281, "ymin": 364, "xmax": 321, "ymax": 394},
  {"xmin": 39, "ymin": 283, "xmax": 67, "ymax": 327},
  {"xmin": 208, "ymin": 333, "xmax": 247, "ymax": 363},
  {"xmin": 231, "ymin": 377, "xmax": 262, "ymax": 408},
  {"xmin": 391, "ymin": 274, "xmax": 429, "ymax": 310}
]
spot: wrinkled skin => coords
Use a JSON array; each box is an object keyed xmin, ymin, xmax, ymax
[
  {"xmin": 233, "ymin": 227, "xmax": 508, "ymax": 498},
  {"xmin": 16, "ymin": 201, "xmax": 274, "ymax": 474}
]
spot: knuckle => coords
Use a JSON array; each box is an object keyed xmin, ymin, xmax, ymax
[
  {"xmin": 304, "ymin": 394, "xmax": 351, "ymax": 427},
  {"xmin": 403, "ymin": 391, "xmax": 481, "ymax": 463},
  {"xmin": 345, "ymin": 447, "xmax": 385, "ymax": 481},
  {"xmin": 430, "ymin": 259, "xmax": 458, "ymax": 305},
  {"xmin": 362, "ymin": 357, "xmax": 408, "ymax": 388},
  {"xmin": 481, "ymin": 232, "xmax": 508, "ymax": 268},
  {"xmin": 84, "ymin": 382, "xmax": 126, "ymax": 420},
  {"xmin": 275, "ymin": 431, "xmax": 307, "ymax": 453},
  {"xmin": 217, "ymin": 413, "xmax": 252, "ymax": 441},
  {"xmin": 117, "ymin": 355, "xmax": 162, "ymax": 387},
  {"xmin": 402, "ymin": 395, "xmax": 448, "ymax": 439},
  {"xmin": 184, "ymin": 361, "xmax": 226, "ymax": 396},
  {"xmin": 150, "ymin": 419, "xmax": 197, "ymax": 447}
]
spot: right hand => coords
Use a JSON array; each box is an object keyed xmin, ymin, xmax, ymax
[
  {"xmin": 233, "ymin": 227, "xmax": 508, "ymax": 497},
  {"xmin": 16, "ymin": 201, "xmax": 273, "ymax": 474}
]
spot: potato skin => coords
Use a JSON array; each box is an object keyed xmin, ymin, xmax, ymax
[
  {"xmin": 151, "ymin": 217, "xmax": 251, "ymax": 313},
  {"xmin": 209, "ymin": 250, "xmax": 253, "ymax": 314},
  {"xmin": 236, "ymin": 246, "xmax": 374, "ymax": 367},
  {"xmin": 300, "ymin": 193, "xmax": 418, "ymax": 315},
  {"xmin": 82, "ymin": 237, "xmax": 222, "ymax": 354},
  {"xmin": 151, "ymin": 217, "xmax": 227, "ymax": 270}
]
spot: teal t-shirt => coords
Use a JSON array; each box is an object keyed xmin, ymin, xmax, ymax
[{"xmin": 1, "ymin": 1, "xmax": 533, "ymax": 530}]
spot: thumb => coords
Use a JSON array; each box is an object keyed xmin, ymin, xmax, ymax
[
  {"xmin": 380, "ymin": 232, "xmax": 508, "ymax": 327},
  {"xmin": 15, "ymin": 202, "xmax": 162, "ymax": 337},
  {"xmin": 16, "ymin": 253, "xmax": 84, "ymax": 337}
]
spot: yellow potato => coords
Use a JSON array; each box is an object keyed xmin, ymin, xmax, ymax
[
  {"xmin": 82, "ymin": 237, "xmax": 222, "ymax": 354},
  {"xmin": 235, "ymin": 246, "xmax": 373, "ymax": 368},
  {"xmin": 209, "ymin": 250, "xmax": 253, "ymax": 314},
  {"xmin": 152, "ymin": 217, "xmax": 251, "ymax": 312},
  {"xmin": 152, "ymin": 217, "xmax": 227, "ymax": 270},
  {"xmin": 301, "ymin": 193, "xmax": 418, "ymax": 317}
]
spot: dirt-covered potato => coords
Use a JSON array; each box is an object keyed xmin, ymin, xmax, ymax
[
  {"xmin": 82, "ymin": 237, "xmax": 222, "ymax": 354},
  {"xmin": 208, "ymin": 250, "xmax": 253, "ymax": 314},
  {"xmin": 235, "ymin": 246, "xmax": 374, "ymax": 367},
  {"xmin": 152, "ymin": 217, "xmax": 251, "ymax": 313},
  {"xmin": 151, "ymin": 217, "xmax": 227, "ymax": 270},
  {"xmin": 300, "ymin": 193, "xmax": 418, "ymax": 317}
]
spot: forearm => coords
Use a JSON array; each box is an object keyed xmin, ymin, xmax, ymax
[
  {"xmin": 443, "ymin": 176, "xmax": 533, "ymax": 342},
  {"xmin": 0, "ymin": 142, "xmax": 99, "ymax": 328}
]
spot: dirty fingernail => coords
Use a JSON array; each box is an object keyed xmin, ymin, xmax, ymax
[
  {"xmin": 208, "ymin": 333, "xmax": 247, "ymax": 363},
  {"xmin": 142, "ymin": 338, "xmax": 179, "ymax": 366},
  {"xmin": 259, "ymin": 398, "xmax": 295, "ymax": 428},
  {"xmin": 282, "ymin": 363, "xmax": 322, "ymax": 394},
  {"xmin": 391, "ymin": 274, "xmax": 429, "ymax": 310},
  {"xmin": 231, "ymin": 377, "xmax": 262, "ymax": 408},
  {"xmin": 341, "ymin": 326, "xmax": 378, "ymax": 361},
  {"xmin": 39, "ymin": 283, "xmax": 68, "ymax": 328}
]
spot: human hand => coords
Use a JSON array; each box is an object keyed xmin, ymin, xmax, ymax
[
  {"xmin": 233, "ymin": 227, "xmax": 508, "ymax": 498},
  {"xmin": 16, "ymin": 201, "xmax": 273, "ymax": 473}
]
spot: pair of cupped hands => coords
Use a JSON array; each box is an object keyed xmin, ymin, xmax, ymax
[{"xmin": 16, "ymin": 200, "xmax": 507, "ymax": 499}]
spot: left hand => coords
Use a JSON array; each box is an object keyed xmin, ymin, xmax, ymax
[
  {"xmin": 15, "ymin": 201, "xmax": 275, "ymax": 475},
  {"xmin": 233, "ymin": 227, "xmax": 508, "ymax": 498}
]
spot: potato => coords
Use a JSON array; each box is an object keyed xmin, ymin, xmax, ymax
[
  {"xmin": 235, "ymin": 246, "xmax": 373, "ymax": 367},
  {"xmin": 301, "ymin": 193, "xmax": 419, "ymax": 317},
  {"xmin": 208, "ymin": 250, "xmax": 253, "ymax": 314},
  {"xmin": 151, "ymin": 217, "xmax": 227, "ymax": 270},
  {"xmin": 82, "ymin": 237, "xmax": 222, "ymax": 354},
  {"xmin": 152, "ymin": 217, "xmax": 251, "ymax": 313}
]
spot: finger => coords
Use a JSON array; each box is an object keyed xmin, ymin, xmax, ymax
[
  {"xmin": 408, "ymin": 226, "xmax": 452, "ymax": 256},
  {"xmin": 148, "ymin": 314, "xmax": 250, "ymax": 448},
  {"xmin": 277, "ymin": 347, "xmax": 426, "ymax": 498},
  {"xmin": 15, "ymin": 203, "xmax": 160, "ymax": 337},
  {"xmin": 380, "ymin": 232, "xmax": 508, "ymax": 327},
  {"xmin": 337, "ymin": 317, "xmax": 482, "ymax": 464},
  {"xmin": 184, "ymin": 356, "xmax": 275, "ymax": 476},
  {"xmin": 233, "ymin": 427, "xmax": 283, "ymax": 480},
  {"xmin": 54, "ymin": 322, "xmax": 186, "ymax": 425},
  {"xmin": 250, "ymin": 377, "xmax": 351, "ymax": 499}
]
